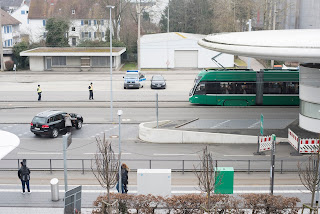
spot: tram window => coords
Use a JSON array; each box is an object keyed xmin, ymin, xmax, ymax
[
  {"xmin": 206, "ymin": 83, "xmax": 221, "ymax": 94},
  {"xmin": 286, "ymin": 82, "xmax": 299, "ymax": 94},
  {"xmin": 195, "ymin": 83, "xmax": 206, "ymax": 95},
  {"xmin": 218, "ymin": 82, "xmax": 255, "ymax": 94},
  {"xmin": 264, "ymin": 82, "xmax": 284, "ymax": 94}
]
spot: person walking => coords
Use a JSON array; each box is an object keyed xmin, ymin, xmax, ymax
[
  {"xmin": 37, "ymin": 85, "xmax": 42, "ymax": 101},
  {"xmin": 64, "ymin": 113, "xmax": 76, "ymax": 133},
  {"xmin": 18, "ymin": 161, "xmax": 31, "ymax": 194},
  {"xmin": 88, "ymin": 82, "xmax": 93, "ymax": 100}
]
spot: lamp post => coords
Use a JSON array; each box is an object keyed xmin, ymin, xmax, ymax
[
  {"xmin": 107, "ymin": 5, "xmax": 115, "ymax": 121},
  {"xmin": 117, "ymin": 109, "xmax": 123, "ymax": 193}
]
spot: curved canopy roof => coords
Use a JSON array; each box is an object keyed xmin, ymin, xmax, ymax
[
  {"xmin": 198, "ymin": 29, "xmax": 320, "ymax": 63},
  {"xmin": 0, "ymin": 130, "xmax": 20, "ymax": 160}
]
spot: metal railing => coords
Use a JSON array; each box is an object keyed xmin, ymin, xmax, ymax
[{"xmin": 0, "ymin": 158, "xmax": 302, "ymax": 174}]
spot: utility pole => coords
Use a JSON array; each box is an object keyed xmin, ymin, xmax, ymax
[
  {"xmin": 167, "ymin": 0, "xmax": 169, "ymax": 33},
  {"xmin": 0, "ymin": 8, "xmax": 4, "ymax": 72},
  {"xmin": 137, "ymin": 0, "xmax": 141, "ymax": 70},
  {"xmin": 107, "ymin": 6, "xmax": 115, "ymax": 122},
  {"xmin": 270, "ymin": 134, "xmax": 276, "ymax": 195},
  {"xmin": 271, "ymin": 0, "xmax": 276, "ymax": 69}
]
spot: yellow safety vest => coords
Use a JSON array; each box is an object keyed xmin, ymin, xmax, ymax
[
  {"xmin": 89, "ymin": 85, "xmax": 93, "ymax": 91},
  {"xmin": 37, "ymin": 87, "xmax": 42, "ymax": 93}
]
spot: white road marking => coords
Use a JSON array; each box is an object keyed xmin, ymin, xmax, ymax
[
  {"xmin": 113, "ymin": 126, "xmax": 118, "ymax": 128},
  {"xmin": 17, "ymin": 152, "xmax": 63, "ymax": 155},
  {"xmin": 23, "ymin": 132, "xmax": 28, "ymax": 135},
  {"xmin": 95, "ymin": 133, "xmax": 100, "ymax": 136},
  {"xmin": 153, "ymin": 153, "xmax": 198, "ymax": 156},
  {"xmin": 248, "ymin": 121, "xmax": 260, "ymax": 128},
  {"xmin": 224, "ymin": 154, "xmax": 270, "ymax": 157},
  {"xmin": 84, "ymin": 153, "xmax": 132, "ymax": 155},
  {"xmin": 210, "ymin": 120, "xmax": 231, "ymax": 129}
]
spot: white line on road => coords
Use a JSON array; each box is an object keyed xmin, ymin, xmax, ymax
[
  {"xmin": 153, "ymin": 153, "xmax": 198, "ymax": 156},
  {"xmin": 248, "ymin": 121, "xmax": 260, "ymax": 128},
  {"xmin": 17, "ymin": 152, "xmax": 63, "ymax": 155},
  {"xmin": 224, "ymin": 154, "xmax": 270, "ymax": 157},
  {"xmin": 210, "ymin": 120, "xmax": 231, "ymax": 129},
  {"xmin": 84, "ymin": 153, "xmax": 132, "ymax": 155}
]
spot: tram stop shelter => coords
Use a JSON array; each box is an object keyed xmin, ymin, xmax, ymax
[{"xmin": 20, "ymin": 47, "xmax": 126, "ymax": 72}]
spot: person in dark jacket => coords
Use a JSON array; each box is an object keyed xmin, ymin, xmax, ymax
[
  {"xmin": 18, "ymin": 161, "xmax": 31, "ymax": 194},
  {"xmin": 121, "ymin": 163, "xmax": 129, "ymax": 193}
]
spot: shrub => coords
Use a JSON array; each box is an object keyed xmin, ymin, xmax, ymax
[{"xmin": 5, "ymin": 60, "xmax": 14, "ymax": 71}]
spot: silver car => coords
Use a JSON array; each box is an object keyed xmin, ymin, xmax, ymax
[{"xmin": 151, "ymin": 75, "xmax": 166, "ymax": 89}]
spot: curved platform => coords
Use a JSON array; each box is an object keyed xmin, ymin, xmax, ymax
[
  {"xmin": 0, "ymin": 130, "xmax": 20, "ymax": 159},
  {"xmin": 198, "ymin": 29, "xmax": 320, "ymax": 63}
]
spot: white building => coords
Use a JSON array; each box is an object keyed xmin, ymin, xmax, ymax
[
  {"xmin": 20, "ymin": 47, "xmax": 126, "ymax": 72},
  {"xmin": 140, "ymin": 32, "xmax": 234, "ymax": 69},
  {"xmin": 1, "ymin": 9, "xmax": 21, "ymax": 48},
  {"xmin": 11, "ymin": 3, "xmax": 30, "ymax": 37},
  {"xmin": 28, "ymin": 0, "xmax": 113, "ymax": 46}
]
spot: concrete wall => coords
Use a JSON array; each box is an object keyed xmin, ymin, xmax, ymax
[
  {"xmin": 141, "ymin": 39, "xmax": 234, "ymax": 69},
  {"xmin": 29, "ymin": 56, "xmax": 44, "ymax": 71},
  {"xmin": 139, "ymin": 121, "xmax": 287, "ymax": 144}
]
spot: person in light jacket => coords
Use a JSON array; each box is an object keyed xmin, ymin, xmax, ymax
[
  {"xmin": 64, "ymin": 113, "xmax": 76, "ymax": 133},
  {"xmin": 18, "ymin": 161, "xmax": 31, "ymax": 194}
]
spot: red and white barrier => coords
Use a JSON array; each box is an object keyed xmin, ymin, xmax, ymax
[
  {"xmin": 288, "ymin": 128, "xmax": 299, "ymax": 150},
  {"xmin": 299, "ymin": 139, "xmax": 319, "ymax": 153},
  {"xmin": 258, "ymin": 135, "xmax": 273, "ymax": 152},
  {"xmin": 288, "ymin": 129, "xmax": 319, "ymax": 154}
]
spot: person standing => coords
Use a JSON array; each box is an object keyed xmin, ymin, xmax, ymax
[
  {"xmin": 88, "ymin": 82, "xmax": 93, "ymax": 100},
  {"xmin": 121, "ymin": 163, "xmax": 129, "ymax": 193},
  {"xmin": 37, "ymin": 85, "xmax": 42, "ymax": 101},
  {"xmin": 64, "ymin": 113, "xmax": 76, "ymax": 133},
  {"xmin": 18, "ymin": 161, "xmax": 31, "ymax": 194}
]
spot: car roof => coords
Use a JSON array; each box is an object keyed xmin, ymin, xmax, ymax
[
  {"xmin": 152, "ymin": 75, "xmax": 163, "ymax": 78},
  {"xmin": 35, "ymin": 110, "xmax": 65, "ymax": 118}
]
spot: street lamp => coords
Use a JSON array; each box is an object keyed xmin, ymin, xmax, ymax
[
  {"xmin": 117, "ymin": 109, "xmax": 123, "ymax": 193},
  {"xmin": 107, "ymin": 5, "xmax": 115, "ymax": 121}
]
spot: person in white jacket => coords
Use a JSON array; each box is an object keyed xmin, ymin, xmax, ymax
[{"xmin": 64, "ymin": 113, "xmax": 76, "ymax": 133}]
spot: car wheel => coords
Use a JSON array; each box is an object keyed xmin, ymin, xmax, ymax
[
  {"xmin": 51, "ymin": 128, "xmax": 59, "ymax": 138},
  {"xmin": 124, "ymin": 86, "xmax": 126, "ymax": 89},
  {"xmin": 76, "ymin": 121, "xmax": 82, "ymax": 129}
]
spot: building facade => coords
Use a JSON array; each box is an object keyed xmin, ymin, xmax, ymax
[
  {"xmin": 1, "ymin": 9, "xmax": 21, "ymax": 48},
  {"xmin": 20, "ymin": 47, "xmax": 126, "ymax": 72},
  {"xmin": 141, "ymin": 32, "xmax": 234, "ymax": 69},
  {"xmin": 27, "ymin": 0, "xmax": 113, "ymax": 46}
]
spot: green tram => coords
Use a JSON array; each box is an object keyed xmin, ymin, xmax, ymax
[{"xmin": 189, "ymin": 69, "xmax": 299, "ymax": 106}]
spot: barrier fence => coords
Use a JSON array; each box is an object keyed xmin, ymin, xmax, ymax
[
  {"xmin": 0, "ymin": 158, "xmax": 305, "ymax": 174},
  {"xmin": 288, "ymin": 128, "xmax": 319, "ymax": 154}
]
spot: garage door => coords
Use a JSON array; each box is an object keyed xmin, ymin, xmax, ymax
[{"xmin": 174, "ymin": 50, "xmax": 198, "ymax": 68}]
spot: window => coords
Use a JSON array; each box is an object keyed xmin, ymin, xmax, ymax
[
  {"xmin": 54, "ymin": 114, "xmax": 63, "ymax": 121},
  {"xmin": 88, "ymin": 20, "xmax": 91, "ymax": 25},
  {"xmin": 194, "ymin": 83, "xmax": 206, "ymax": 95},
  {"xmin": 43, "ymin": 20, "xmax": 46, "ymax": 26},
  {"xmin": 81, "ymin": 20, "xmax": 84, "ymax": 25},
  {"xmin": 94, "ymin": 20, "xmax": 97, "ymax": 25},
  {"xmin": 72, "ymin": 9, "xmax": 75, "ymax": 14},
  {"xmin": 52, "ymin": 57, "xmax": 66, "ymax": 66},
  {"xmin": 4, "ymin": 26, "xmax": 6, "ymax": 34},
  {"xmin": 84, "ymin": 20, "xmax": 89, "ymax": 25},
  {"xmin": 100, "ymin": 20, "xmax": 104, "ymax": 25},
  {"xmin": 95, "ymin": 32, "xmax": 103, "ymax": 38},
  {"xmin": 26, "ymin": 11, "xmax": 28, "ymax": 14},
  {"xmin": 71, "ymin": 27, "xmax": 75, "ymax": 31},
  {"xmin": 21, "ymin": 10, "xmax": 25, "ymax": 14},
  {"xmin": 81, "ymin": 58, "xmax": 90, "ymax": 67},
  {"xmin": 92, "ymin": 57, "xmax": 107, "ymax": 67},
  {"xmin": 263, "ymin": 82, "xmax": 284, "ymax": 94},
  {"xmin": 89, "ymin": 32, "xmax": 91, "ymax": 38},
  {"xmin": 81, "ymin": 32, "xmax": 89, "ymax": 38}
]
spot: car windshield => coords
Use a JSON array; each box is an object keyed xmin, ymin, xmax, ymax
[
  {"xmin": 32, "ymin": 116, "xmax": 47, "ymax": 124},
  {"xmin": 125, "ymin": 73, "xmax": 138, "ymax": 78},
  {"xmin": 152, "ymin": 76, "xmax": 164, "ymax": 81}
]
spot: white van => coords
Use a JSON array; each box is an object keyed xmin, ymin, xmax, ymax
[{"xmin": 123, "ymin": 70, "xmax": 146, "ymax": 89}]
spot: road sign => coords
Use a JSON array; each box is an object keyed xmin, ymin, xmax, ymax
[
  {"xmin": 260, "ymin": 114, "xmax": 264, "ymax": 135},
  {"xmin": 65, "ymin": 185, "xmax": 82, "ymax": 214}
]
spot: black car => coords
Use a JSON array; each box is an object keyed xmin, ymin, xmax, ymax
[
  {"xmin": 30, "ymin": 110, "xmax": 83, "ymax": 138},
  {"xmin": 151, "ymin": 75, "xmax": 166, "ymax": 89}
]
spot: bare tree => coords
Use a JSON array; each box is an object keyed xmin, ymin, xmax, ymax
[
  {"xmin": 298, "ymin": 152, "xmax": 320, "ymax": 212},
  {"xmin": 91, "ymin": 134, "xmax": 119, "ymax": 213},
  {"xmin": 194, "ymin": 146, "xmax": 221, "ymax": 212}
]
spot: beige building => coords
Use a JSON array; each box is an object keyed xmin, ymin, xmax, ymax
[{"xmin": 20, "ymin": 47, "xmax": 126, "ymax": 72}]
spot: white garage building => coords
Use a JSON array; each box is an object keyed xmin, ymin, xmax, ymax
[{"xmin": 140, "ymin": 32, "xmax": 234, "ymax": 69}]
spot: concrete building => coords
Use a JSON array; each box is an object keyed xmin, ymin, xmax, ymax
[
  {"xmin": 1, "ymin": 9, "xmax": 21, "ymax": 48},
  {"xmin": 0, "ymin": 0, "xmax": 30, "ymax": 13},
  {"xmin": 140, "ymin": 32, "xmax": 234, "ymax": 69},
  {"xmin": 27, "ymin": 0, "xmax": 114, "ymax": 46},
  {"xmin": 10, "ymin": 3, "xmax": 30, "ymax": 38},
  {"xmin": 20, "ymin": 47, "xmax": 126, "ymax": 72}
]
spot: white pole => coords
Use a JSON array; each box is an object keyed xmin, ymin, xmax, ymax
[
  {"xmin": 107, "ymin": 6, "xmax": 115, "ymax": 121},
  {"xmin": 117, "ymin": 110, "xmax": 123, "ymax": 193},
  {"xmin": 247, "ymin": 19, "xmax": 252, "ymax": 69},
  {"xmin": 137, "ymin": 0, "xmax": 141, "ymax": 70},
  {"xmin": 0, "ymin": 7, "xmax": 4, "ymax": 72}
]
